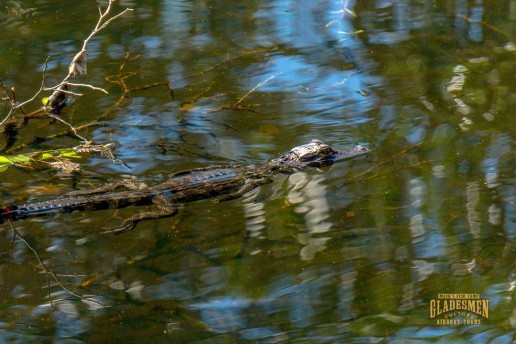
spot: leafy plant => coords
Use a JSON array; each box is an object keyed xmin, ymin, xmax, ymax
[{"xmin": 0, "ymin": 143, "xmax": 117, "ymax": 173}]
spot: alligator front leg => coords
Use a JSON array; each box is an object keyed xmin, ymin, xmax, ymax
[
  {"xmin": 65, "ymin": 180, "xmax": 148, "ymax": 196},
  {"xmin": 215, "ymin": 177, "xmax": 271, "ymax": 202},
  {"xmin": 103, "ymin": 195, "xmax": 177, "ymax": 234}
]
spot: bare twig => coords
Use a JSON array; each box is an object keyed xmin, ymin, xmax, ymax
[
  {"xmin": 43, "ymin": 0, "xmax": 133, "ymax": 140},
  {"xmin": 0, "ymin": 78, "xmax": 14, "ymax": 107},
  {"xmin": 0, "ymin": 57, "xmax": 51, "ymax": 126},
  {"xmin": 63, "ymin": 82, "xmax": 108, "ymax": 94},
  {"xmin": 6, "ymin": 219, "xmax": 106, "ymax": 308},
  {"xmin": 0, "ymin": 231, "xmax": 16, "ymax": 298},
  {"xmin": 64, "ymin": 1, "xmax": 133, "ymax": 82},
  {"xmin": 47, "ymin": 113, "xmax": 89, "ymax": 142},
  {"xmin": 13, "ymin": 56, "xmax": 50, "ymax": 111},
  {"xmin": 234, "ymin": 74, "xmax": 279, "ymax": 106},
  {"xmin": 0, "ymin": 0, "xmax": 132, "ymax": 146},
  {"xmin": 341, "ymin": 144, "xmax": 424, "ymax": 185},
  {"xmin": 75, "ymin": 141, "xmax": 131, "ymax": 170},
  {"xmin": 45, "ymin": 88, "xmax": 84, "ymax": 97},
  {"xmin": 0, "ymin": 109, "xmax": 15, "ymax": 128},
  {"xmin": 8, "ymin": 220, "xmax": 55, "ymax": 309},
  {"xmin": 203, "ymin": 72, "xmax": 280, "ymax": 115},
  {"xmin": 175, "ymin": 49, "xmax": 263, "ymax": 83}
]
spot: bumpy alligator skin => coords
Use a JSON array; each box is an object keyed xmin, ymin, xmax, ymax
[{"xmin": 1, "ymin": 140, "xmax": 369, "ymax": 233}]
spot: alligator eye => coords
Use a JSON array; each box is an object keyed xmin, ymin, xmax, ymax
[
  {"xmin": 299, "ymin": 153, "xmax": 317, "ymax": 162},
  {"xmin": 356, "ymin": 145, "xmax": 370, "ymax": 153},
  {"xmin": 320, "ymin": 147, "xmax": 336, "ymax": 156}
]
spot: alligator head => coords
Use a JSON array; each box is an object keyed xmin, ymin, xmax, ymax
[{"xmin": 272, "ymin": 139, "xmax": 369, "ymax": 169}]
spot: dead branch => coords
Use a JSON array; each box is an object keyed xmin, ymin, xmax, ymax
[
  {"xmin": 0, "ymin": 78, "xmax": 15, "ymax": 108},
  {"xmin": 234, "ymin": 74, "xmax": 279, "ymax": 106},
  {"xmin": 6, "ymin": 48, "xmax": 259, "ymax": 154},
  {"xmin": 43, "ymin": 1, "xmax": 133, "ymax": 140},
  {"xmin": 0, "ymin": 0, "xmax": 132, "ymax": 143},
  {"xmin": 7, "ymin": 220, "xmax": 106, "ymax": 309},
  {"xmin": 8, "ymin": 220, "xmax": 56, "ymax": 309},
  {"xmin": 75, "ymin": 141, "xmax": 131, "ymax": 170},
  {"xmin": 0, "ymin": 231, "xmax": 16, "ymax": 298},
  {"xmin": 63, "ymin": 1, "xmax": 133, "ymax": 82},
  {"xmin": 202, "ymin": 72, "xmax": 281, "ymax": 116},
  {"xmin": 175, "ymin": 49, "xmax": 263, "ymax": 82},
  {"xmin": 0, "ymin": 57, "xmax": 51, "ymax": 126},
  {"xmin": 48, "ymin": 113, "xmax": 89, "ymax": 142},
  {"xmin": 61, "ymin": 82, "xmax": 108, "ymax": 94}
]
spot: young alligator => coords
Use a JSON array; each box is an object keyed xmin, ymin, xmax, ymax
[{"xmin": 0, "ymin": 140, "xmax": 369, "ymax": 233}]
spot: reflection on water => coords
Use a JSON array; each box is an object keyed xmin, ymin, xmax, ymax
[
  {"xmin": 287, "ymin": 173, "xmax": 332, "ymax": 260},
  {"xmin": 0, "ymin": 0, "xmax": 514, "ymax": 342}
]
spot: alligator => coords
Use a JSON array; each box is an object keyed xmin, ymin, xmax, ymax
[{"xmin": 0, "ymin": 140, "xmax": 369, "ymax": 233}]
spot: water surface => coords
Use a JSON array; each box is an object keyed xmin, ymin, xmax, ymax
[{"xmin": 0, "ymin": 0, "xmax": 514, "ymax": 342}]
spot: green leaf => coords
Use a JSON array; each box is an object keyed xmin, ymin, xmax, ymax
[
  {"xmin": 9, "ymin": 155, "xmax": 30, "ymax": 164},
  {"xmin": 0, "ymin": 164, "xmax": 10, "ymax": 172},
  {"xmin": 0, "ymin": 156, "xmax": 12, "ymax": 164},
  {"xmin": 62, "ymin": 150, "xmax": 82, "ymax": 159},
  {"xmin": 39, "ymin": 153, "xmax": 55, "ymax": 160}
]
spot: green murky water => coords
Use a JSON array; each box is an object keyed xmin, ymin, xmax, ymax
[{"xmin": 0, "ymin": 0, "xmax": 514, "ymax": 342}]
